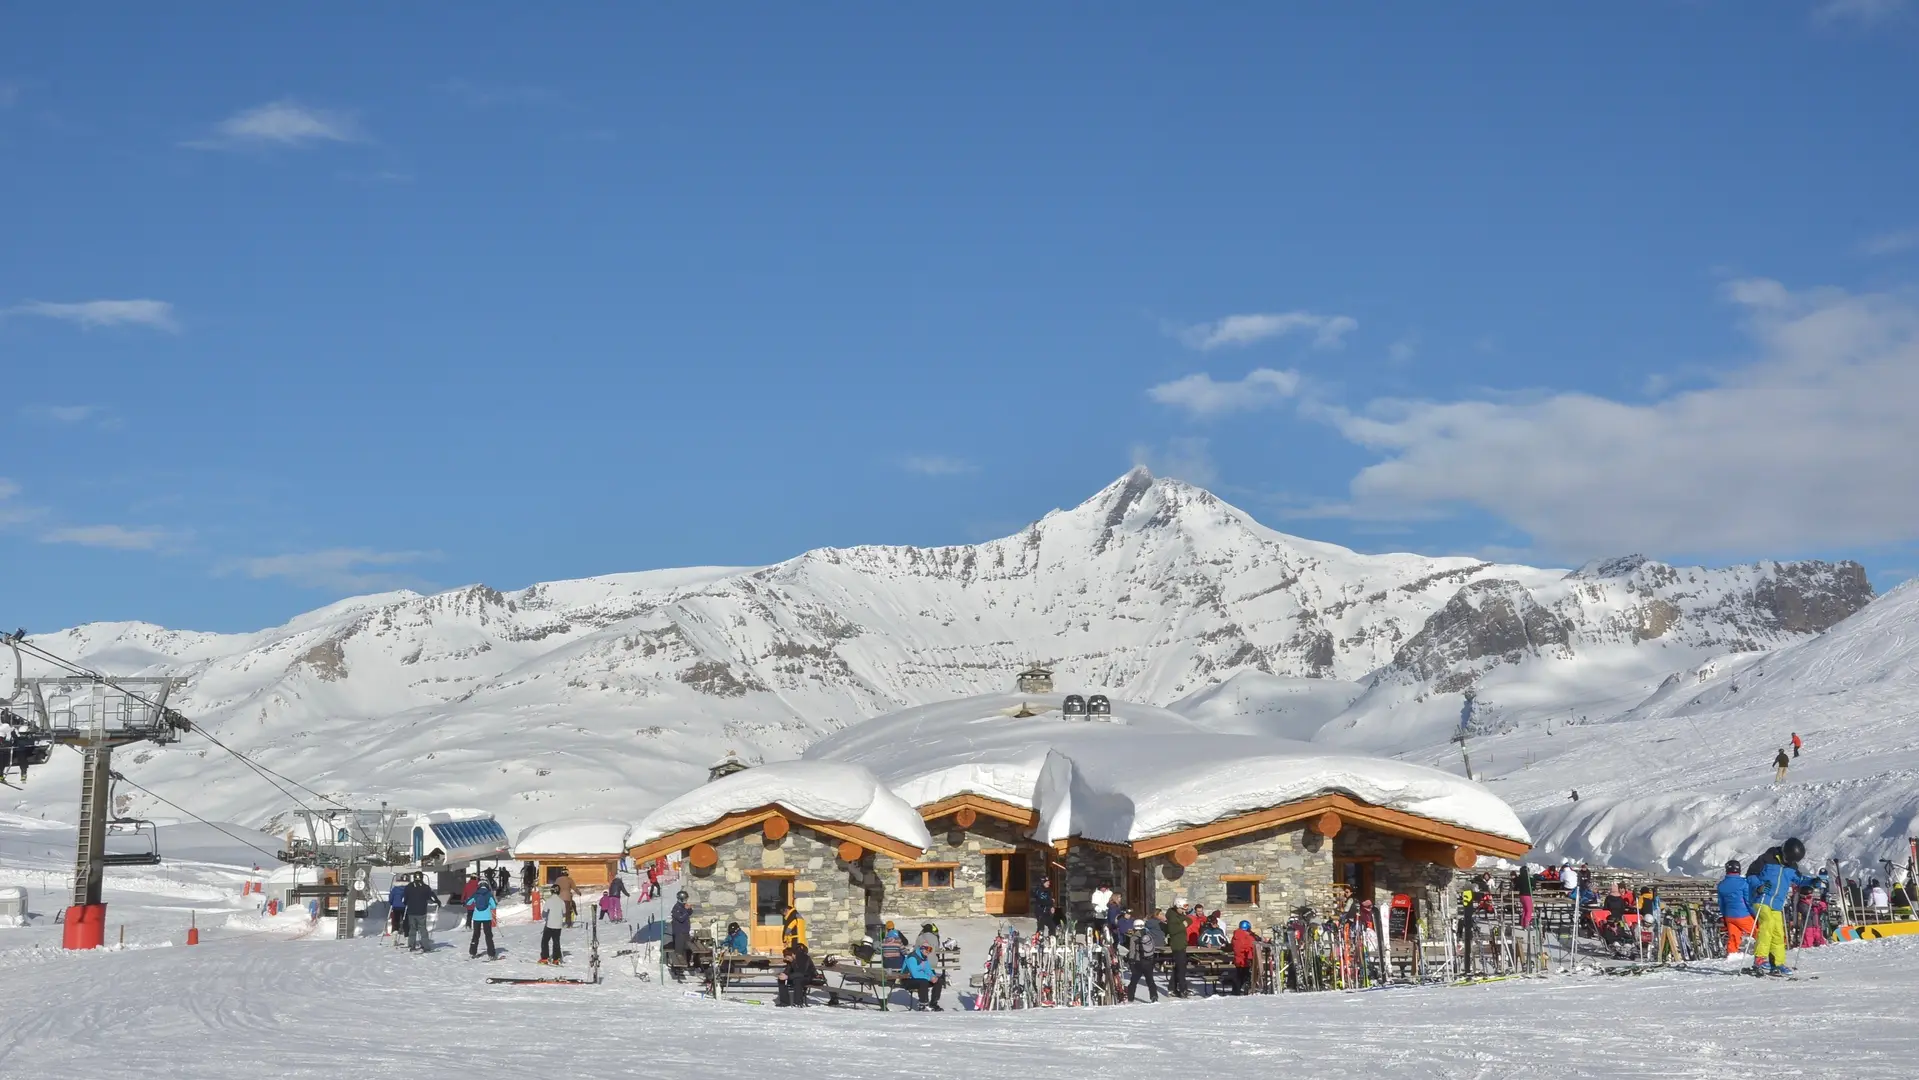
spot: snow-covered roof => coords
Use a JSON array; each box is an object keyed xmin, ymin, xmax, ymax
[
  {"xmin": 413, "ymin": 807, "xmax": 494, "ymax": 825},
  {"xmin": 512, "ymin": 818, "xmax": 632, "ymax": 857},
  {"xmin": 804, "ymin": 693, "xmax": 1530, "ymax": 848},
  {"xmin": 628, "ymin": 760, "xmax": 933, "ymax": 854}
]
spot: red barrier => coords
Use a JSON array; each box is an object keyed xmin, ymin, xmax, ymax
[{"xmin": 62, "ymin": 904, "xmax": 107, "ymax": 950}]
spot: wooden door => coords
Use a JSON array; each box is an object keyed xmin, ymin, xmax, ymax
[
  {"xmin": 984, "ymin": 852, "xmax": 1030, "ymax": 915},
  {"xmin": 749, "ymin": 875, "xmax": 791, "ymax": 954}
]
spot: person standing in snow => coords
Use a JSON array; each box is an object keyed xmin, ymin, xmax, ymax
[
  {"xmin": 603, "ymin": 874, "xmax": 628, "ymax": 923},
  {"xmin": 521, "ymin": 861, "xmax": 537, "ymax": 896},
  {"xmin": 669, "ymin": 890, "xmax": 693, "ymax": 968},
  {"xmin": 1515, "ymin": 865, "xmax": 1535, "ymax": 929},
  {"xmin": 466, "ymin": 878, "xmax": 499, "ymax": 959},
  {"xmin": 1570, "ymin": 790, "xmax": 1579, "ymax": 802},
  {"xmin": 1717, "ymin": 860, "xmax": 1755, "ymax": 957},
  {"xmin": 1089, "ymin": 880, "xmax": 1114, "ymax": 940},
  {"xmin": 1229, "ymin": 920, "xmax": 1259, "ymax": 994},
  {"xmin": 1164, "ymin": 899, "xmax": 1191, "ymax": 998},
  {"xmin": 1790, "ymin": 732, "xmax": 1803, "ymax": 758},
  {"xmin": 1747, "ymin": 836, "xmax": 1825, "ymax": 976},
  {"xmin": 386, "ymin": 878, "xmax": 408, "ymax": 937},
  {"xmin": 402, "ymin": 873, "xmax": 438, "ymax": 953},
  {"xmin": 554, "ymin": 869, "xmax": 579, "ymax": 928},
  {"xmin": 539, "ymin": 886, "xmax": 566, "ymax": 965},
  {"xmin": 460, "ymin": 871, "xmax": 481, "ymax": 928},
  {"xmin": 1773, "ymin": 749, "xmax": 1791, "ymax": 783},
  {"xmin": 1030, "ymin": 873, "xmax": 1054, "ymax": 933},
  {"xmin": 1124, "ymin": 911, "xmax": 1164, "ymax": 1002}
]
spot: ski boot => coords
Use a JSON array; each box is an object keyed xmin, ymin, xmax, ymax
[
  {"xmin": 1750, "ymin": 960, "xmax": 1772, "ymax": 977},
  {"xmin": 1769, "ymin": 965, "xmax": 1794, "ymax": 977}
]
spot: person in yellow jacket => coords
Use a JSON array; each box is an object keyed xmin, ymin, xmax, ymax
[{"xmin": 782, "ymin": 905, "xmax": 806, "ymax": 948}]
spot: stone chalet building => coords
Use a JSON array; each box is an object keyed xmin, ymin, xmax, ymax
[{"xmin": 627, "ymin": 691, "xmax": 1531, "ymax": 953}]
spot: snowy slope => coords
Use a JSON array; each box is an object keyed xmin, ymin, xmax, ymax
[{"xmin": 1, "ymin": 471, "xmax": 1876, "ymax": 868}]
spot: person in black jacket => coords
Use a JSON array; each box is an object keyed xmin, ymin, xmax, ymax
[
  {"xmin": 401, "ymin": 874, "xmax": 439, "ymax": 953},
  {"xmin": 520, "ymin": 861, "xmax": 538, "ymax": 896},
  {"xmin": 777, "ymin": 943, "xmax": 818, "ymax": 1007}
]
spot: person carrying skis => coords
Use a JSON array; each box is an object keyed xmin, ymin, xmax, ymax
[
  {"xmin": 670, "ymin": 890, "xmax": 693, "ymax": 969},
  {"xmin": 1124, "ymin": 911, "xmax": 1164, "ymax": 1003},
  {"xmin": 1165, "ymin": 899, "xmax": 1191, "ymax": 998},
  {"xmin": 1717, "ymin": 860, "xmax": 1755, "ymax": 957},
  {"xmin": 1773, "ymin": 749, "xmax": 1791, "ymax": 783},
  {"xmin": 466, "ymin": 877, "xmax": 499, "ymax": 959},
  {"xmin": 386, "ymin": 878, "xmax": 408, "ymax": 936},
  {"xmin": 539, "ymin": 885, "xmax": 565, "ymax": 965},
  {"xmin": 1747, "ymin": 836, "xmax": 1825, "ymax": 976},
  {"xmin": 1790, "ymin": 732, "xmax": 1802, "ymax": 758},
  {"xmin": 898, "ymin": 940, "xmax": 944, "ymax": 1011},
  {"xmin": 879, "ymin": 921, "xmax": 907, "ymax": 972},
  {"xmin": 402, "ymin": 872, "xmax": 438, "ymax": 953},
  {"xmin": 1230, "ymin": 919, "xmax": 1259, "ymax": 994}
]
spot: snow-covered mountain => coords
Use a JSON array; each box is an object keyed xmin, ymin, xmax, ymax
[{"xmin": 2, "ymin": 470, "xmax": 1878, "ymax": 857}]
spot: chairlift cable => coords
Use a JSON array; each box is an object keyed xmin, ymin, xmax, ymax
[
  {"xmin": 5, "ymin": 635, "xmax": 350, "ymax": 812},
  {"xmin": 86, "ymin": 755, "xmax": 284, "ymax": 865}
]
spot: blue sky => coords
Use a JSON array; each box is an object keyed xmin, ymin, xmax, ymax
[{"xmin": 4, "ymin": 3, "xmax": 1918, "ymax": 633}]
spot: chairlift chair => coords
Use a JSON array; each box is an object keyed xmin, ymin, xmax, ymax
[
  {"xmin": 1087, "ymin": 694, "xmax": 1111, "ymax": 716},
  {"xmin": 0, "ymin": 732, "xmax": 53, "ymax": 783},
  {"xmin": 101, "ymin": 818, "xmax": 161, "ymax": 867},
  {"xmin": 1062, "ymin": 694, "xmax": 1086, "ymax": 717}
]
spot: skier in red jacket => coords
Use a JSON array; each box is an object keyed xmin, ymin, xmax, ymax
[{"xmin": 1230, "ymin": 920, "xmax": 1259, "ymax": 994}]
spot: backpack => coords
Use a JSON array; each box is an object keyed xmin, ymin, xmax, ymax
[{"xmin": 470, "ymin": 885, "xmax": 494, "ymax": 913}]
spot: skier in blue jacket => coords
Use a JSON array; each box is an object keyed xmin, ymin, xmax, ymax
[
  {"xmin": 1716, "ymin": 859, "xmax": 1755, "ymax": 957},
  {"xmin": 1746, "ymin": 837, "xmax": 1824, "ymax": 976},
  {"xmin": 899, "ymin": 942, "xmax": 945, "ymax": 1011},
  {"xmin": 386, "ymin": 880, "xmax": 408, "ymax": 936},
  {"xmin": 466, "ymin": 881, "xmax": 498, "ymax": 959}
]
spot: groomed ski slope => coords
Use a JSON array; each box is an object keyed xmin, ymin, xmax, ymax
[{"xmin": 2, "ymin": 816, "xmax": 1913, "ymax": 1078}]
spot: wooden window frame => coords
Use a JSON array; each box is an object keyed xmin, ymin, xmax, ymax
[
  {"xmin": 1221, "ymin": 874, "xmax": 1264, "ymax": 907},
  {"xmin": 896, "ymin": 862, "xmax": 960, "ymax": 890}
]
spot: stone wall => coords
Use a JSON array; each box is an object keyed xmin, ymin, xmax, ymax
[
  {"xmin": 680, "ymin": 823, "xmax": 882, "ymax": 951},
  {"xmin": 1064, "ymin": 842, "xmax": 1131, "ymax": 923},
  {"xmin": 874, "ymin": 816, "xmax": 1049, "ymax": 923},
  {"xmin": 1146, "ymin": 823, "xmax": 1334, "ymax": 928}
]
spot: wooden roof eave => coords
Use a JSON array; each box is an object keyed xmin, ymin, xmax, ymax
[
  {"xmin": 1129, "ymin": 792, "xmax": 1531, "ymax": 861},
  {"xmin": 918, "ymin": 793, "xmax": 1041, "ymax": 830},
  {"xmin": 626, "ymin": 804, "xmax": 924, "ymax": 864}
]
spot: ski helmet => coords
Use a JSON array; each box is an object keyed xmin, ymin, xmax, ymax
[
  {"xmin": 1783, "ymin": 837, "xmax": 1807, "ymax": 865},
  {"xmin": 677, "ymin": 890, "xmax": 688, "ymax": 901},
  {"xmin": 1725, "ymin": 859, "xmax": 1742, "ymax": 874},
  {"xmin": 1239, "ymin": 920, "xmax": 1252, "ymax": 931}
]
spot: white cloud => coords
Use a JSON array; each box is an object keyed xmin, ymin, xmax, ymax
[
  {"xmin": 40, "ymin": 524, "xmax": 177, "ymax": 551},
  {"xmin": 1861, "ymin": 228, "xmax": 1919, "ymax": 256},
  {"xmin": 7, "ymin": 299, "xmax": 178, "ymax": 332},
  {"xmin": 437, "ymin": 79, "xmax": 559, "ymax": 107},
  {"xmin": 1313, "ymin": 278, "xmax": 1919, "ymax": 557},
  {"xmin": 902, "ymin": 456, "xmax": 978, "ymax": 476},
  {"xmin": 1177, "ymin": 311, "xmax": 1357, "ymax": 352},
  {"xmin": 230, "ymin": 548, "xmax": 438, "ymax": 591},
  {"xmin": 1814, "ymin": 0, "xmax": 1908, "ymax": 23},
  {"xmin": 22, "ymin": 404, "xmax": 117, "ymax": 427},
  {"xmin": 187, "ymin": 100, "xmax": 363, "ymax": 150},
  {"xmin": 1148, "ymin": 367, "xmax": 1302, "ymax": 418},
  {"xmin": 1130, "ymin": 437, "xmax": 1218, "ymax": 487},
  {"xmin": 1388, "ymin": 335, "xmax": 1419, "ymax": 365}
]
